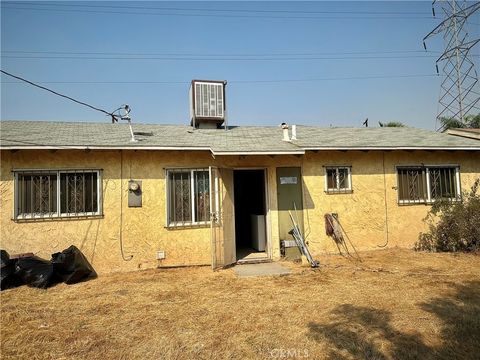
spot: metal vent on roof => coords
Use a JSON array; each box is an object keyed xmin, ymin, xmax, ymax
[
  {"xmin": 133, "ymin": 131, "xmax": 154, "ymax": 136},
  {"xmin": 189, "ymin": 80, "xmax": 227, "ymax": 129},
  {"xmin": 195, "ymin": 82, "xmax": 223, "ymax": 118}
]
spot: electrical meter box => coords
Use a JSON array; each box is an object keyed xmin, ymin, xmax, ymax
[{"xmin": 128, "ymin": 180, "xmax": 142, "ymax": 207}]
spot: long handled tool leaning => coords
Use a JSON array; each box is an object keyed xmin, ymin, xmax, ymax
[
  {"xmin": 324, "ymin": 213, "xmax": 361, "ymax": 262},
  {"xmin": 288, "ymin": 210, "xmax": 319, "ymax": 268}
]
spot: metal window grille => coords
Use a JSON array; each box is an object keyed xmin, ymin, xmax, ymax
[
  {"xmin": 16, "ymin": 172, "xmax": 57, "ymax": 218},
  {"xmin": 167, "ymin": 168, "xmax": 210, "ymax": 227},
  {"xmin": 60, "ymin": 171, "xmax": 99, "ymax": 215},
  {"xmin": 168, "ymin": 170, "xmax": 192, "ymax": 224},
  {"xmin": 14, "ymin": 169, "xmax": 101, "ymax": 219},
  {"xmin": 397, "ymin": 167, "xmax": 426, "ymax": 204},
  {"xmin": 397, "ymin": 166, "xmax": 460, "ymax": 204},
  {"xmin": 428, "ymin": 167, "xmax": 459, "ymax": 201},
  {"xmin": 325, "ymin": 167, "xmax": 352, "ymax": 194},
  {"xmin": 194, "ymin": 170, "xmax": 210, "ymax": 222}
]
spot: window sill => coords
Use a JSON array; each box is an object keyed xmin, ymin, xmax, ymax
[
  {"xmin": 325, "ymin": 190, "xmax": 353, "ymax": 195},
  {"xmin": 397, "ymin": 201, "xmax": 429, "ymax": 206},
  {"xmin": 165, "ymin": 222, "xmax": 211, "ymax": 230},
  {"xmin": 398, "ymin": 198, "xmax": 461, "ymax": 206},
  {"xmin": 13, "ymin": 214, "xmax": 104, "ymax": 223}
]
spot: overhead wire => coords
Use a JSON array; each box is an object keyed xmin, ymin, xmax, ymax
[
  {"xmin": 1, "ymin": 54, "xmax": 453, "ymax": 61},
  {"xmin": 1, "ymin": 49, "xmax": 442, "ymax": 56},
  {"xmin": 4, "ymin": 2, "xmax": 430, "ymax": 15},
  {"xmin": 0, "ymin": 4, "xmax": 436, "ymax": 19},
  {"xmin": 1, "ymin": 73, "xmax": 441, "ymax": 85},
  {"xmin": 0, "ymin": 69, "xmax": 119, "ymax": 121}
]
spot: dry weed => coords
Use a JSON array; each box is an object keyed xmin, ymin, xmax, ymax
[{"xmin": 1, "ymin": 248, "xmax": 479, "ymax": 359}]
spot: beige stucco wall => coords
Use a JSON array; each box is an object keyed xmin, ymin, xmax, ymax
[
  {"xmin": 302, "ymin": 150, "xmax": 480, "ymax": 254},
  {"xmin": 0, "ymin": 150, "xmax": 302, "ymax": 274},
  {"xmin": 1, "ymin": 149, "xmax": 478, "ymax": 274}
]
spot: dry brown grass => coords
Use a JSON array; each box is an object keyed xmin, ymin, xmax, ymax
[{"xmin": 1, "ymin": 248, "xmax": 479, "ymax": 359}]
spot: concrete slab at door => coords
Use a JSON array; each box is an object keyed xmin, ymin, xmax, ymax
[
  {"xmin": 234, "ymin": 262, "xmax": 291, "ymax": 277},
  {"xmin": 276, "ymin": 167, "xmax": 304, "ymax": 242}
]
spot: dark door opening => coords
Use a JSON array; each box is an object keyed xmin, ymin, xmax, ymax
[{"xmin": 233, "ymin": 169, "xmax": 268, "ymax": 261}]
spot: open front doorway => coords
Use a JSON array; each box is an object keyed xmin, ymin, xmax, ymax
[{"xmin": 233, "ymin": 169, "xmax": 269, "ymax": 262}]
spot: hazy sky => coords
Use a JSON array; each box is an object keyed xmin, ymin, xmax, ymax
[{"xmin": 1, "ymin": 1, "xmax": 479, "ymax": 129}]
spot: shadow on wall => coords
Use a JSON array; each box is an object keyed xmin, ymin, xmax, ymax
[
  {"xmin": 307, "ymin": 281, "xmax": 480, "ymax": 360},
  {"xmin": 78, "ymin": 179, "xmax": 117, "ymax": 265},
  {"xmin": 302, "ymin": 178, "xmax": 315, "ymax": 210},
  {"xmin": 79, "ymin": 219, "xmax": 101, "ymax": 265}
]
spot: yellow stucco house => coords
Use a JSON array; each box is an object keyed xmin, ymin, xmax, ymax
[{"xmin": 1, "ymin": 118, "xmax": 479, "ymax": 274}]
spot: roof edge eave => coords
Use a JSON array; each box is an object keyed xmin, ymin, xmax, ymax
[
  {"xmin": 212, "ymin": 151, "xmax": 305, "ymax": 156},
  {"xmin": 0, "ymin": 145, "xmax": 307, "ymax": 155},
  {"xmin": 2, "ymin": 145, "xmax": 479, "ymax": 152},
  {"xmin": 302, "ymin": 146, "xmax": 480, "ymax": 151},
  {"xmin": 0, "ymin": 145, "xmax": 213, "ymax": 151}
]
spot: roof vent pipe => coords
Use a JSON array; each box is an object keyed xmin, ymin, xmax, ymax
[
  {"xmin": 291, "ymin": 125, "xmax": 297, "ymax": 140},
  {"xmin": 281, "ymin": 123, "xmax": 290, "ymax": 142}
]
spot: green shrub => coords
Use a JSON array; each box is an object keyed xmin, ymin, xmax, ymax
[{"xmin": 415, "ymin": 178, "xmax": 480, "ymax": 252}]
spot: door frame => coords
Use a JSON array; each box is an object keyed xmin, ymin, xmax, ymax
[{"xmin": 232, "ymin": 167, "xmax": 271, "ymax": 260}]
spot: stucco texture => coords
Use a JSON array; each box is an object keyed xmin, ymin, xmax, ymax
[
  {"xmin": 0, "ymin": 150, "xmax": 302, "ymax": 274},
  {"xmin": 1, "ymin": 149, "xmax": 479, "ymax": 274},
  {"xmin": 301, "ymin": 150, "xmax": 480, "ymax": 254}
]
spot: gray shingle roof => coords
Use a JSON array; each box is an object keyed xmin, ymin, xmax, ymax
[
  {"xmin": 292, "ymin": 125, "xmax": 480, "ymax": 149},
  {"xmin": 1, "ymin": 120, "xmax": 479, "ymax": 154}
]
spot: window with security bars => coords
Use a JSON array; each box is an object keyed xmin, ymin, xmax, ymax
[
  {"xmin": 325, "ymin": 166, "xmax": 352, "ymax": 193},
  {"xmin": 428, "ymin": 167, "xmax": 459, "ymax": 200},
  {"xmin": 167, "ymin": 169, "xmax": 210, "ymax": 226},
  {"xmin": 14, "ymin": 170, "xmax": 101, "ymax": 219},
  {"xmin": 60, "ymin": 172, "xmax": 99, "ymax": 214},
  {"xmin": 397, "ymin": 166, "xmax": 460, "ymax": 204}
]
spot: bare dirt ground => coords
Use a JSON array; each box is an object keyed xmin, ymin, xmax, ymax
[{"xmin": 1, "ymin": 248, "xmax": 479, "ymax": 360}]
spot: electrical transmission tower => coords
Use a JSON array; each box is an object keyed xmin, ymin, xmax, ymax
[{"xmin": 423, "ymin": 0, "xmax": 480, "ymax": 131}]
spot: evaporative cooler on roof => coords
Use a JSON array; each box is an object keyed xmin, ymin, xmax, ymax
[{"xmin": 189, "ymin": 80, "xmax": 227, "ymax": 129}]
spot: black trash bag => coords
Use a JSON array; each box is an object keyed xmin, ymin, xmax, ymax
[
  {"xmin": 0, "ymin": 249, "xmax": 9, "ymax": 268},
  {"xmin": 1, "ymin": 250, "xmax": 23, "ymax": 290},
  {"xmin": 51, "ymin": 245, "xmax": 96, "ymax": 284},
  {"xmin": 14, "ymin": 256, "xmax": 61, "ymax": 289}
]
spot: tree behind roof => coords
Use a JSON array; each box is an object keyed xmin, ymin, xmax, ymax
[
  {"xmin": 439, "ymin": 113, "xmax": 480, "ymax": 130},
  {"xmin": 378, "ymin": 121, "xmax": 406, "ymax": 127}
]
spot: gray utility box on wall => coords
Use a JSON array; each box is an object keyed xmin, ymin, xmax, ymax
[
  {"xmin": 128, "ymin": 180, "xmax": 142, "ymax": 207},
  {"xmin": 281, "ymin": 240, "xmax": 301, "ymax": 260}
]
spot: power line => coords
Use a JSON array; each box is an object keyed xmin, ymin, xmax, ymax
[
  {"xmin": 0, "ymin": 69, "xmax": 118, "ymax": 121},
  {"xmin": 3, "ymin": 2, "xmax": 430, "ymax": 15},
  {"xmin": 2, "ymin": 49, "xmax": 441, "ymax": 57},
  {"xmin": 1, "ymin": 54, "xmax": 452, "ymax": 61},
  {"xmin": 1, "ymin": 5, "xmax": 435, "ymax": 20},
  {"xmin": 232, "ymin": 74, "xmax": 440, "ymax": 83},
  {"xmin": 1, "ymin": 73, "xmax": 440, "ymax": 85}
]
